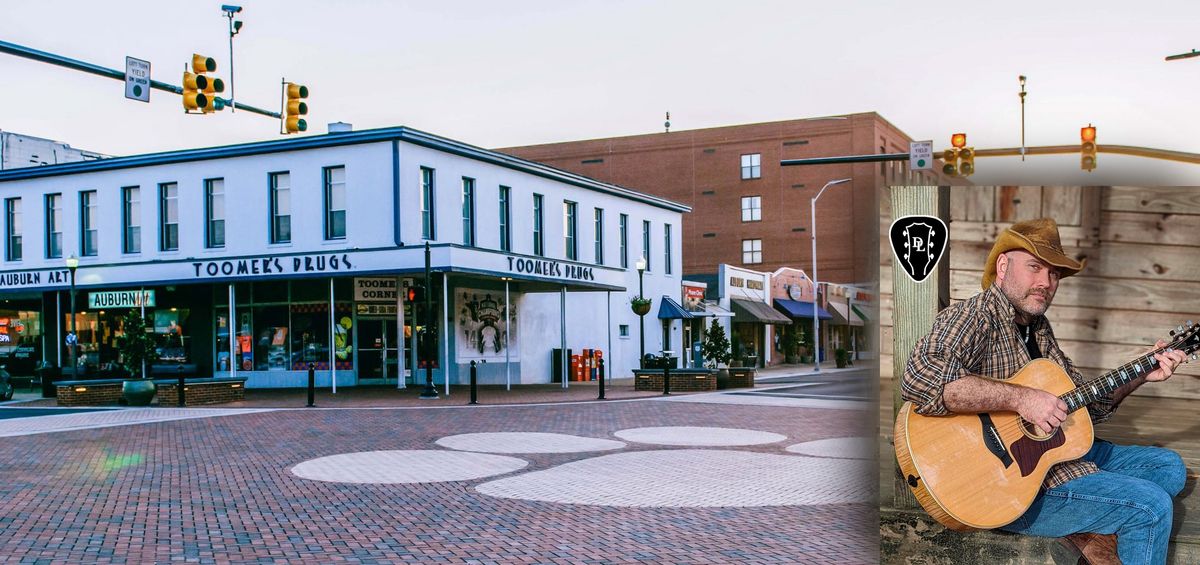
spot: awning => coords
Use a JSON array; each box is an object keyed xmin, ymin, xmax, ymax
[
  {"xmin": 657, "ymin": 296, "xmax": 694, "ymax": 319},
  {"xmin": 851, "ymin": 304, "xmax": 870, "ymax": 324},
  {"xmin": 731, "ymin": 298, "xmax": 792, "ymax": 325},
  {"xmin": 827, "ymin": 301, "xmax": 863, "ymax": 327},
  {"xmin": 699, "ymin": 301, "xmax": 735, "ymax": 318},
  {"xmin": 774, "ymin": 298, "xmax": 832, "ymax": 321}
]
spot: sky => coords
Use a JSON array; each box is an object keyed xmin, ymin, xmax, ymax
[{"xmin": 2, "ymin": 1, "xmax": 1200, "ymax": 185}]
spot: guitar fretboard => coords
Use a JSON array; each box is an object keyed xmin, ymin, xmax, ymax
[{"xmin": 1061, "ymin": 351, "xmax": 1163, "ymax": 413}]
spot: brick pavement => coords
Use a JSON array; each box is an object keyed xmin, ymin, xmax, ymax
[{"xmin": 0, "ymin": 384, "xmax": 877, "ymax": 563}]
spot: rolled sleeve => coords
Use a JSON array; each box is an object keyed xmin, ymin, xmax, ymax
[{"xmin": 901, "ymin": 304, "xmax": 984, "ymax": 416}]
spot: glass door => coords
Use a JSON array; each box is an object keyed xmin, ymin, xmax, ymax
[{"xmin": 357, "ymin": 318, "xmax": 399, "ymax": 384}]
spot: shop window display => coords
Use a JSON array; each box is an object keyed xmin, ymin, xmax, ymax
[{"xmin": 0, "ymin": 310, "xmax": 41, "ymax": 375}]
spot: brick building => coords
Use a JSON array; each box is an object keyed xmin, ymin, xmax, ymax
[{"xmin": 498, "ymin": 113, "xmax": 934, "ymax": 286}]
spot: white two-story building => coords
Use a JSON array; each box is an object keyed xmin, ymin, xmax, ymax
[{"xmin": 0, "ymin": 125, "xmax": 688, "ymax": 389}]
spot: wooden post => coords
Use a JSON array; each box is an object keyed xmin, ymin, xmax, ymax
[{"xmin": 890, "ymin": 184, "xmax": 950, "ymax": 510}]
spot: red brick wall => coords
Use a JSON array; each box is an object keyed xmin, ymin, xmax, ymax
[{"xmin": 634, "ymin": 371, "xmax": 716, "ymax": 392}]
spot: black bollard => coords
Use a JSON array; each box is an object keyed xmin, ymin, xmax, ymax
[
  {"xmin": 662, "ymin": 359, "xmax": 671, "ymax": 396},
  {"xmin": 469, "ymin": 360, "xmax": 478, "ymax": 405},
  {"xmin": 307, "ymin": 362, "xmax": 316, "ymax": 407},
  {"xmin": 177, "ymin": 364, "xmax": 186, "ymax": 407},
  {"xmin": 597, "ymin": 358, "xmax": 606, "ymax": 400}
]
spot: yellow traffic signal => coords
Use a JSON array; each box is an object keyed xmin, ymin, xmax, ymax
[
  {"xmin": 1081, "ymin": 124, "xmax": 1097, "ymax": 171},
  {"xmin": 182, "ymin": 71, "xmax": 208, "ymax": 112},
  {"xmin": 959, "ymin": 147, "xmax": 975, "ymax": 176},
  {"xmin": 951, "ymin": 133, "xmax": 967, "ymax": 149},
  {"xmin": 183, "ymin": 54, "xmax": 222, "ymax": 113},
  {"xmin": 941, "ymin": 148, "xmax": 959, "ymax": 177},
  {"xmin": 284, "ymin": 82, "xmax": 308, "ymax": 134}
]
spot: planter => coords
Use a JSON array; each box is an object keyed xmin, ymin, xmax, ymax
[
  {"xmin": 716, "ymin": 368, "xmax": 731, "ymax": 389},
  {"xmin": 632, "ymin": 302, "xmax": 652, "ymax": 316},
  {"xmin": 122, "ymin": 379, "xmax": 157, "ymax": 406}
]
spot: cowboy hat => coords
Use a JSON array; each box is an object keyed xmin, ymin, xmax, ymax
[{"xmin": 981, "ymin": 218, "xmax": 1086, "ymax": 290}]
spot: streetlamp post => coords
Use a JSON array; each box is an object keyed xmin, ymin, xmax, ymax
[
  {"xmin": 221, "ymin": 5, "xmax": 244, "ymax": 113},
  {"xmin": 65, "ymin": 255, "xmax": 78, "ymax": 379},
  {"xmin": 636, "ymin": 257, "xmax": 647, "ymax": 369},
  {"xmin": 810, "ymin": 178, "xmax": 852, "ymax": 373}
]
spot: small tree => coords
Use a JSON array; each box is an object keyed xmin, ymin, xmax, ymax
[
  {"xmin": 781, "ymin": 329, "xmax": 801, "ymax": 361},
  {"xmin": 116, "ymin": 310, "xmax": 159, "ymax": 379},
  {"xmin": 701, "ymin": 319, "xmax": 731, "ymax": 369}
]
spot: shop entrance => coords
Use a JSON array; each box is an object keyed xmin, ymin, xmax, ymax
[{"xmin": 357, "ymin": 318, "xmax": 400, "ymax": 384}]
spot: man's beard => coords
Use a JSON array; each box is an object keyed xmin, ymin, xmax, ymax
[{"xmin": 1000, "ymin": 280, "xmax": 1052, "ymax": 318}]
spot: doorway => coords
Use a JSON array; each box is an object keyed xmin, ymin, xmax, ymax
[{"xmin": 357, "ymin": 318, "xmax": 400, "ymax": 384}]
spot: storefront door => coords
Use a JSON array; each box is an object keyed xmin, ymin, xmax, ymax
[{"xmin": 357, "ymin": 318, "xmax": 399, "ymax": 384}]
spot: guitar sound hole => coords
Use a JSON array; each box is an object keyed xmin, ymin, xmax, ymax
[{"xmin": 1019, "ymin": 418, "xmax": 1056, "ymax": 441}]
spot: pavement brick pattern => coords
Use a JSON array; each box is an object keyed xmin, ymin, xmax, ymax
[
  {"xmin": 786, "ymin": 437, "xmax": 876, "ymax": 460},
  {"xmin": 435, "ymin": 432, "xmax": 627, "ymax": 454},
  {"xmin": 0, "ymin": 400, "xmax": 876, "ymax": 563}
]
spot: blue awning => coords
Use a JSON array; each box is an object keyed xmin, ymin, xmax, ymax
[
  {"xmin": 774, "ymin": 298, "xmax": 832, "ymax": 320},
  {"xmin": 657, "ymin": 296, "xmax": 694, "ymax": 319}
]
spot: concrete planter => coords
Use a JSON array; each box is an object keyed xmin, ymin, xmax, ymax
[{"xmin": 122, "ymin": 379, "xmax": 157, "ymax": 406}]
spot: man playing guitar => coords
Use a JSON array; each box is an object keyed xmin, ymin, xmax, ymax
[{"xmin": 901, "ymin": 218, "xmax": 1188, "ymax": 564}]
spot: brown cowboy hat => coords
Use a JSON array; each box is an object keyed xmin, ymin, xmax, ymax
[{"xmin": 981, "ymin": 218, "xmax": 1086, "ymax": 290}]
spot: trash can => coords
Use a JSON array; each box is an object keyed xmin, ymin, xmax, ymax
[
  {"xmin": 38, "ymin": 365, "xmax": 61, "ymax": 398},
  {"xmin": 551, "ymin": 348, "xmax": 573, "ymax": 383}
]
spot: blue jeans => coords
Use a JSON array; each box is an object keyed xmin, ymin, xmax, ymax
[{"xmin": 999, "ymin": 440, "xmax": 1187, "ymax": 564}]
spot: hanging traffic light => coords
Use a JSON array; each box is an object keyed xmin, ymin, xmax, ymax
[
  {"xmin": 941, "ymin": 148, "xmax": 960, "ymax": 177},
  {"xmin": 406, "ymin": 284, "xmax": 425, "ymax": 303},
  {"xmin": 950, "ymin": 133, "xmax": 967, "ymax": 149},
  {"xmin": 1081, "ymin": 124, "xmax": 1097, "ymax": 171},
  {"xmin": 283, "ymin": 82, "xmax": 308, "ymax": 134},
  {"xmin": 182, "ymin": 54, "xmax": 222, "ymax": 113},
  {"xmin": 959, "ymin": 146, "xmax": 975, "ymax": 176}
]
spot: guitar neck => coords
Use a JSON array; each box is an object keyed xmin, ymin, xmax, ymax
[{"xmin": 1061, "ymin": 351, "xmax": 1163, "ymax": 413}]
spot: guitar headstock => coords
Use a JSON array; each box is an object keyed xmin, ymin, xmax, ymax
[{"xmin": 1169, "ymin": 321, "xmax": 1200, "ymax": 362}]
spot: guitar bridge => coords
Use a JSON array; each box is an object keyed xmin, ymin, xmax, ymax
[{"xmin": 979, "ymin": 413, "xmax": 1014, "ymax": 468}]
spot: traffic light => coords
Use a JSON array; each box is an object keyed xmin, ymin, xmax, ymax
[
  {"xmin": 1081, "ymin": 124, "xmax": 1097, "ymax": 171},
  {"xmin": 941, "ymin": 148, "xmax": 960, "ymax": 177},
  {"xmin": 182, "ymin": 54, "xmax": 223, "ymax": 113},
  {"xmin": 406, "ymin": 284, "xmax": 425, "ymax": 303},
  {"xmin": 284, "ymin": 82, "xmax": 308, "ymax": 134},
  {"xmin": 959, "ymin": 146, "xmax": 975, "ymax": 176}
]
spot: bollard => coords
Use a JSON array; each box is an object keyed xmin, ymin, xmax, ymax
[
  {"xmin": 597, "ymin": 358, "xmax": 606, "ymax": 400},
  {"xmin": 662, "ymin": 360, "xmax": 671, "ymax": 396},
  {"xmin": 177, "ymin": 364, "xmax": 186, "ymax": 407},
  {"xmin": 469, "ymin": 360, "xmax": 478, "ymax": 405},
  {"xmin": 307, "ymin": 362, "xmax": 316, "ymax": 407}
]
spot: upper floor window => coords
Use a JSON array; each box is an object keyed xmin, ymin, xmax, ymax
[
  {"xmin": 205, "ymin": 178, "xmax": 225, "ymax": 248},
  {"xmin": 642, "ymin": 220, "xmax": 651, "ymax": 272},
  {"xmin": 420, "ymin": 167, "xmax": 435, "ymax": 240},
  {"xmin": 619, "ymin": 214, "xmax": 628, "ymax": 268},
  {"xmin": 498, "ymin": 186, "xmax": 511, "ymax": 252},
  {"xmin": 159, "ymin": 183, "xmax": 179, "ymax": 251},
  {"xmin": 45, "ymin": 193, "xmax": 62, "ymax": 259},
  {"xmin": 743, "ymin": 239, "xmax": 763, "ymax": 264},
  {"xmin": 324, "ymin": 166, "xmax": 346, "ymax": 240},
  {"xmin": 664, "ymin": 223, "xmax": 672, "ymax": 275},
  {"xmin": 122, "ymin": 186, "xmax": 140, "ymax": 254},
  {"xmin": 5, "ymin": 198, "xmax": 20, "ymax": 261},
  {"xmin": 741, "ymin": 153, "xmax": 761, "ymax": 180},
  {"xmin": 564, "ymin": 201, "xmax": 577, "ymax": 260},
  {"xmin": 80, "ymin": 190, "xmax": 97, "ymax": 256},
  {"xmin": 462, "ymin": 177, "xmax": 476, "ymax": 246},
  {"xmin": 533, "ymin": 193, "xmax": 544, "ymax": 256},
  {"xmin": 269, "ymin": 172, "xmax": 291, "ymax": 244},
  {"xmin": 594, "ymin": 208, "xmax": 604, "ymax": 265},
  {"xmin": 741, "ymin": 196, "xmax": 762, "ymax": 222}
]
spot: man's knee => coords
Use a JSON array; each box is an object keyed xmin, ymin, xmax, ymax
[
  {"xmin": 1133, "ymin": 486, "xmax": 1175, "ymax": 530},
  {"xmin": 1154, "ymin": 448, "xmax": 1187, "ymax": 496}
]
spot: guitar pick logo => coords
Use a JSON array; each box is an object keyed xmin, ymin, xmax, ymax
[{"xmin": 890, "ymin": 215, "xmax": 948, "ymax": 283}]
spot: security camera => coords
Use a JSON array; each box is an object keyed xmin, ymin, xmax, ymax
[{"xmin": 222, "ymin": 5, "xmax": 242, "ymax": 13}]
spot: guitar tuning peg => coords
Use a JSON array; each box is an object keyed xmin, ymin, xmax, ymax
[{"xmin": 1171, "ymin": 330, "xmax": 1177, "ymax": 337}]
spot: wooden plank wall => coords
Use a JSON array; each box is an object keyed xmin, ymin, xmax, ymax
[{"xmin": 881, "ymin": 186, "xmax": 1200, "ymax": 399}]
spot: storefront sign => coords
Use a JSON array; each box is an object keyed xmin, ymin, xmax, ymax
[
  {"xmin": 354, "ymin": 277, "xmax": 398, "ymax": 302},
  {"xmin": 88, "ymin": 290, "xmax": 156, "ymax": 309},
  {"xmin": 191, "ymin": 253, "xmax": 354, "ymax": 279},
  {"xmin": 356, "ymin": 303, "xmax": 398, "ymax": 316},
  {"xmin": 0, "ymin": 270, "xmax": 69, "ymax": 289},
  {"xmin": 506, "ymin": 256, "xmax": 595, "ymax": 282},
  {"xmin": 684, "ymin": 285, "xmax": 705, "ymax": 300}
]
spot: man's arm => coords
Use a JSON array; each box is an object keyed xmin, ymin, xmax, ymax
[{"xmin": 944, "ymin": 374, "xmax": 1067, "ymax": 435}]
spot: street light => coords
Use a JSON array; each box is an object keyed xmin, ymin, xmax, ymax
[
  {"xmin": 65, "ymin": 255, "xmax": 78, "ymax": 379},
  {"xmin": 221, "ymin": 5, "xmax": 244, "ymax": 113},
  {"xmin": 636, "ymin": 256, "xmax": 647, "ymax": 369},
  {"xmin": 811, "ymin": 178, "xmax": 852, "ymax": 372}
]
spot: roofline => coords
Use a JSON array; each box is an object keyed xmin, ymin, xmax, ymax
[{"xmin": 0, "ymin": 126, "xmax": 691, "ymax": 214}]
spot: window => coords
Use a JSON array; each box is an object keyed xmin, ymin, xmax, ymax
[
  {"xmin": 564, "ymin": 201, "xmax": 577, "ymax": 260},
  {"xmin": 122, "ymin": 186, "xmax": 140, "ymax": 254},
  {"xmin": 741, "ymin": 153, "xmax": 762, "ymax": 179},
  {"xmin": 159, "ymin": 183, "xmax": 179, "ymax": 251},
  {"xmin": 741, "ymin": 196, "xmax": 762, "ymax": 222},
  {"xmin": 269, "ymin": 173, "xmax": 290, "ymax": 244},
  {"xmin": 205, "ymin": 178, "xmax": 225, "ymax": 248},
  {"xmin": 619, "ymin": 324, "xmax": 629, "ymax": 337},
  {"xmin": 5, "ymin": 198, "xmax": 20, "ymax": 261},
  {"xmin": 664, "ymin": 223, "xmax": 672, "ymax": 275},
  {"xmin": 420, "ymin": 167, "xmax": 435, "ymax": 240},
  {"xmin": 533, "ymin": 193, "xmax": 544, "ymax": 256},
  {"xmin": 45, "ymin": 193, "xmax": 62, "ymax": 259},
  {"xmin": 324, "ymin": 166, "xmax": 346, "ymax": 240},
  {"xmin": 619, "ymin": 213, "xmax": 628, "ymax": 268},
  {"xmin": 462, "ymin": 177, "xmax": 476, "ymax": 246},
  {"xmin": 594, "ymin": 208, "xmax": 604, "ymax": 265},
  {"xmin": 498, "ymin": 186, "xmax": 511, "ymax": 252},
  {"xmin": 642, "ymin": 220, "xmax": 651, "ymax": 271},
  {"xmin": 743, "ymin": 239, "xmax": 763, "ymax": 264},
  {"xmin": 80, "ymin": 190, "xmax": 97, "ymax": 256}
]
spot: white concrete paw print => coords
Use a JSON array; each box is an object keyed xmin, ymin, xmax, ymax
[{"xmin": 289, "ymin": 427, "xmax": 875, "ymax": 507}]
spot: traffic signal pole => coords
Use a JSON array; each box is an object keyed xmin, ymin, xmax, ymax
[
  {"xmin": 0, "ymin": 39, "xmax": 280, "ymax": 119},
  {"xmin": 782, "ymin": 144, "xmax": 1200, "ymax": 168}
]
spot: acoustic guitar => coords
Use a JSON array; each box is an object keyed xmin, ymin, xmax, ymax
[{"xmin": 894, "ymin": 322, "xmax": 1200, "ymax": 532}]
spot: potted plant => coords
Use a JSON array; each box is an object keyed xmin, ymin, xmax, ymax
[
  {"xmin": 701, "ymin": 319, "xmax": 732, "ymax": 388},
  {"xmin": 781, "ymin": 330, "xmax": 801, "ymax": 364},
  {"xmin": 630, "ymin": 296, "xmax": 652, "ymax": 316},
  {"xmin": 116, "ymin": 310, "xmax": 160, "ymax": 406},
  {"xmin": 835, "ymin": 347, "xmax": 850, "ymax": 369}
]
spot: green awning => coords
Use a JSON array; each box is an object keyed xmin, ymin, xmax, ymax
[{"xmin": 851, "ymin": 304, "xmax": 870, "ymax": 323}]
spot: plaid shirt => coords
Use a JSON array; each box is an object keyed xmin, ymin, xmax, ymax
[{"xmin": 901, "ymin": 284, "xmax": 1116, "ymax": 490}]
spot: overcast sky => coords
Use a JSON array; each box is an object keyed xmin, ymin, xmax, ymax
[{"xmin": 3, "ymin": 1, "xmax": 1200, "ymax": 184}]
